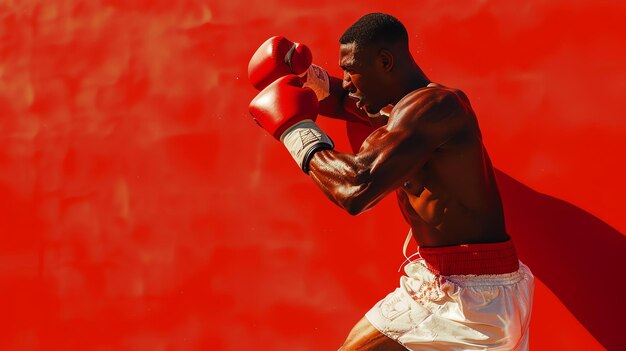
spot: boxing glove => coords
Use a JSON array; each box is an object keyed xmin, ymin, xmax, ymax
[
  {"xmin": 248, "ymin": 36, "xmax": 331, "ymax": 101},
  {"xmin": 248, "ymin": 36, "xmax": 313, "ymax": 90},
  {"xmin": 249, "ymin": 75, "xmax": 334, "ymax": 173}
]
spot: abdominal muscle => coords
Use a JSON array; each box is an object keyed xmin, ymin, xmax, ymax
[{"xmin": 396, "ymin": 159, "xmax": 509, "ymax": 248}]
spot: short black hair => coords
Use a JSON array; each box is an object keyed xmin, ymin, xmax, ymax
[{"xmin": 339, "ymin": 13, "xmax": 408, "ymax": 47}]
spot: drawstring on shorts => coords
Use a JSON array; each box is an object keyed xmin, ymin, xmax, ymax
[{"xmin": 398, "ymin": 229, "xmax": 420, "ymax": 272}]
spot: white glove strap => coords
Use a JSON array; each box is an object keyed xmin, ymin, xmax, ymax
[
  {"xmin": 301, "ymin": 64, "xmax": 330, "ymax": 101},
  {"xmin": 280, "ymin": 120, "xmax": 334, "ymax": 173}
]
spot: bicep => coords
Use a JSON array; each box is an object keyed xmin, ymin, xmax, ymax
[
  {"xmin": 353, "ymin": 126, "xmax": 432, "ymax": 201},
  {"xmin": 356, "ymin": 90, "xmax": 465, "ymax": 188}
]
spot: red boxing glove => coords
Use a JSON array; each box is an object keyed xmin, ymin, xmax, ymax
[
  {"xmin": 248, "ymin": 36, "xmax": 313, "ymax": 90},
  {"xmin": 249, "ymin": 75, "xmax": 318, "ymax": 139},
  {"xmin": 249, "ymin": 75, "xmax": 334, "ymax": 173}
]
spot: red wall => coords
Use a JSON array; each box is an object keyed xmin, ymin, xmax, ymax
[{"xmin": 1, "ymin": 1, "xmax": 624, "ymax": 350}]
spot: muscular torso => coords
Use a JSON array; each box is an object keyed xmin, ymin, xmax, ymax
[
  {"xmin": 311, "ymin": 83, "xmax": 508, "ymax": 248},
  {"xmin": 397, "ymin": 84, "xmax": 507, "ymax": 247},
  {"xmin": 399, "ymin": 120, "xmax": 506, "ymax": 247}
]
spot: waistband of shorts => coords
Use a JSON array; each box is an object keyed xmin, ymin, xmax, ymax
[{"xmin": 418, "ymin": 239, "xmax": 520, "ymax": 276}]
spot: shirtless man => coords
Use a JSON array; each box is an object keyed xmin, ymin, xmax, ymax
[{"xmin": 248, "ymin": 13, "xmax": 534, "ymax": 351}]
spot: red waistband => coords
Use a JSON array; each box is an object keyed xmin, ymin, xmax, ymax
[{"xmin": 418, "ymin": 240, "xmax": 520, "ymax": 276}]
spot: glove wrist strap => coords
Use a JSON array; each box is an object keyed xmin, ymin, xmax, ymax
[
  {"xmin": 301, "ymin": 64, "xmax": 330, "ymax": 101},
  {"xmin": 280, "ymin": 120, "xmax": 334, "ymax": 173}
]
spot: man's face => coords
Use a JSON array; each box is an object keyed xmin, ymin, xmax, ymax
[{"xmin": 339, "ymin": 42, "xmax": 388, "ymax": 115}]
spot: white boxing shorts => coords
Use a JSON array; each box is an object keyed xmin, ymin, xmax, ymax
[{"xmin": 365, "ymin": 238, "xmax": 534, "ymax": 350}]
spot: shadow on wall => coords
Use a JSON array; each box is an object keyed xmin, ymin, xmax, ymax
[{"xmin": 495, "ymin": 170, "xmax": 625, "ymax": 351}]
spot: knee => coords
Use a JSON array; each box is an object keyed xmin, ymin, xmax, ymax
[
  {"xmin": 337, "ymin": 336, "xmax": 360, "ymax": 351},
  {"xmin": 338, "ymin": 332, "xmax": 360, "ymax": 351}
]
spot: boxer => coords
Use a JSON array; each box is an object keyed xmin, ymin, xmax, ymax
[{"xmin": 248, "ymin": 13, "xmax": 534, "ymax": 351}]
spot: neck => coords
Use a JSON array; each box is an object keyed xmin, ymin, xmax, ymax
[{"xmin": 390, "ymin": 60, "xmax": 430, "ymax": 105}]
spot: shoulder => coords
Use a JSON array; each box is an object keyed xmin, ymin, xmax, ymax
[{"xmin": 388, "ymin": 84, "xmax": 469, "ymax": 128}]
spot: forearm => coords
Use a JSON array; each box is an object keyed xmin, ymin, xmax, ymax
[
  {"xmin": 308, "ymin": 149, "xmax": 375, "ymax": 215},
  {"xmin": 308, "ymin": 70, "xmax": 386, "ymax": 128},
  {"xmin": 318, "ymin": 76, "xmax": 364, "ymax": 122},
  {"xmin": 323, "ymin": 78, "xmax": 391, "ymax": 131},
  {"xmin": 306, "ymin": 123, "xmax": 423, "ymax": 216}
]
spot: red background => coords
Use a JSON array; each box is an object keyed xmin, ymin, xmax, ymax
[{"xmin": 1, "ymin": 1, "xmax": 625, "ymax": 350}]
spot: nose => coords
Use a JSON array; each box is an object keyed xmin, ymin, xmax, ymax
[{"xmin": 342, "ymin": 71, "xmax": 355, "ymax": 93}]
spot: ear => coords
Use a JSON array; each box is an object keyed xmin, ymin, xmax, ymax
[{"xmin": 378, "ymin": 49, "xmax": 394, "ymax": 72}]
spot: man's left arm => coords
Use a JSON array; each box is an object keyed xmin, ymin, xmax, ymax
[
  {"xmin": 248, "ymin": 80, "xmax": 466, "ymax": 215},
  {"xmin": 308, "ymin": 88, "xmax": 467, "ymax": 215}
]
